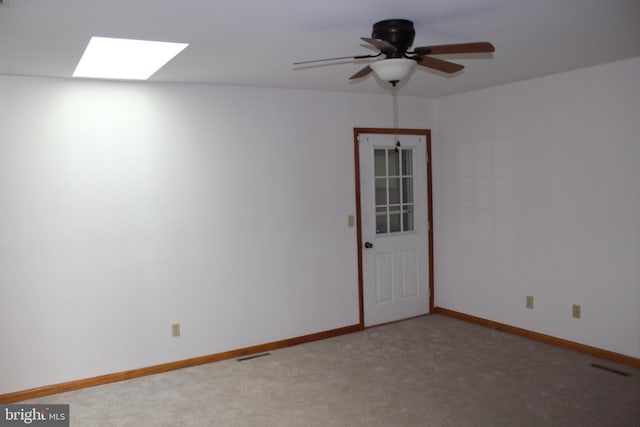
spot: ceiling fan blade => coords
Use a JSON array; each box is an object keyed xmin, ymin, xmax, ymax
[
  {"xmin": 416, "ymin": 56, "xmax": 464, "ymax": 73},
  {"xmin": 414, "ymin": 42, "xmax": 495, "ymax": 55},
  {"xmin": 360, "ymin": 37, "xmax": 397, "ymax": 53},
  {"xmin": 349, "ymin": 65, "xmax": 373, "ymax": 80},
  {"xmin": 294, "ymin": 53, "xmax": 378, "ymax": 65}
]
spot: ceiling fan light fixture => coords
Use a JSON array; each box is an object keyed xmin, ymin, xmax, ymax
[{"xmin": 370, "ymin": 58, "xmax": 416, "ymax": 83}]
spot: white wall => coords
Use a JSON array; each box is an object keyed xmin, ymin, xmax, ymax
[
  {"xmin": 433, "ymin": 57, "xmax": 640, "ymax": 358},
  {"xmin": 0, "ymin": 76, "xmax": 433, "ymax": 394}
]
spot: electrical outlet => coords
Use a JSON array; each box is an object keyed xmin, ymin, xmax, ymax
[
  {"xmin": 171, "ymin": 323, "xmax": 181, "ymax": 337},
  {"xmin": 526, "ymin": 295, "xmax": 534, "ymax": 310},
  {"xmin": 572, "ymin": 304, "xmax": 581, "ymax": 319}
]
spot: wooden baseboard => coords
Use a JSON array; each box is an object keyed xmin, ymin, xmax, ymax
[
  {"xmin": 0, "ymin": 323, "xmax": 361, "ymax": 404},
  {"xmin": 434, "ymin": 307, "xmax": 640, "ymax": 369}
]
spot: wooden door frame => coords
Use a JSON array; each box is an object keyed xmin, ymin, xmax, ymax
[{"xmin": 353, "ymin": 127, "xmax": 434, "ymax": 329}]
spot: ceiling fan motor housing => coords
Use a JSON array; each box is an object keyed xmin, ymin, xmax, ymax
[
  {"xmin": 372, "ymin": 19, "xmax": 415, "ymax": 57},
  {"xmin": 295, "ymin": 18, "xmax": 494, "ymax": 80}
]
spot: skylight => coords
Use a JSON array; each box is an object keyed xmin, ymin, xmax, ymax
[{"xmin": 73, "ymin": 37, "xmax": 188, "ymax": 80}]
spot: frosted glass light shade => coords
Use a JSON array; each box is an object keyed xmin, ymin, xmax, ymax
[{"xmin": 370, "ymin": 58, "xmax": 416, "ymax": 82}]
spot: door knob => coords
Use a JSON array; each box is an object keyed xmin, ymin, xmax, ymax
[{"xmin": 364, "ymin": 241, "xmax": 373, "ymax": 249}]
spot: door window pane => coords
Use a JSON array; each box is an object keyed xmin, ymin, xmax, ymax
[
  {"xmin": 402, "ymin": 178, "xmax": 413, "ymax": 204},
  {"xmin": 388, "ymin": 177, "xmax": 401, "ymax": 205},
  {"xmin": 388, "ymin": 149, "xmax": 400, "ymax": 176},
  {"xmin": 374, "ymin": 149, "xmax": 386, "ymax": 177},
  {"xmin": 389, "ymin": 206, "xmax": 402, "ymax": 233},
  {"xmin": 375, "ymin": 178, "xmax": 387, "ymax": 205},
  {"xmin": 376, "ymin": 207, "xmax": 387, "ymax": 234},
  {"xmin": 402, "ymin": 149, "xmax": 413, "ymax": 175},
  {"xmin": 372, "ymin": 146, "xmax": 416, "ymax": 236}
]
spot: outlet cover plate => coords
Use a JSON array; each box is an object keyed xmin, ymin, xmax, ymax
[
  {"xmin": 171, "ymin": 323, "xmax": 181, "ymax": 337},
  {"xmin": 572, "ymin": 304, "xmax": 581, "ymax": 319},
  {"xmin": 526, "ymin": 295, "xmax": 534, "ymax": 310}
]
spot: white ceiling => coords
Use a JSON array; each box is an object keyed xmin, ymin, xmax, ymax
[{"xmin": 1, "ymin": 0, "xmax": 639, "ymax": 98}]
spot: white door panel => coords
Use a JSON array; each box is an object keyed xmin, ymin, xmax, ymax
[
  {"xmin": 401, "ymin": 250, "xmax": 419, "ymax": 298},
  {"xmin": 375, "ymin": 252, "xmax": 394, "ymax": 303}
]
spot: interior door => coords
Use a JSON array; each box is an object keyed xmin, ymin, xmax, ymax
[{"xmin": 358, "ymin": 132, "xmax": 430, "ymax": 327}]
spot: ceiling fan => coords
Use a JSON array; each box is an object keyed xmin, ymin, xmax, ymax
[{"xmin": 294, "ymin": 19, "xmax": 495, "ymax": 85}]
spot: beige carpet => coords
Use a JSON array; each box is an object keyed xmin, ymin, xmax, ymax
[{"xmin": 23, "ymin": 315, "xmax": 640, "ymax": 426}]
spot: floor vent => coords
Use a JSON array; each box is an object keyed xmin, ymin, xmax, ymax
[
  {"xmin": 589, "ymin": 363, "xmax": 631, "ymax": 377},
  {"xmin": 237, "ymin": 352, "xmax": 271, "ymax": 362}
]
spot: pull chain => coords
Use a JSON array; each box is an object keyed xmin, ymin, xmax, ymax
[{"xmin": 392, "ymin": 82, "xmax": 400, "ymax": 151}]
